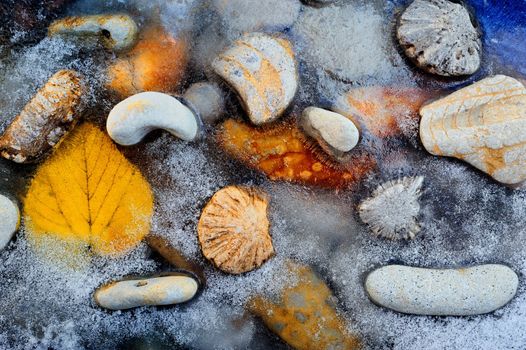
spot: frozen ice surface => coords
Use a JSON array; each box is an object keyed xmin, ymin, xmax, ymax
[{"xmin": 0, "ymin": 0, "xmax": 526, "ymax": 349}]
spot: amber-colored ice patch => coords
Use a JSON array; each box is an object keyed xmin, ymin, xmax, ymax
[{"xmin": 217, "ymin": 119, "xmax": 376, "ymax": 189}]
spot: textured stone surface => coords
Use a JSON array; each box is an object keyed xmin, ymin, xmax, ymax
[
  {"xmin": 0, "ymin": 194, "xmax": 19, "ymax": 250},
  {"xmin": 359, "ymin": 176, "xmax": 424, "ymax": 240},
  {"xmin": 397, "ymin": 0, "xmax": 481, "ymax": 76},
  {"xmin": 419, "ymin": 75, "xmax": 526, "ymax": 185},
  {"xmin": 95, "ymin": 274, "xmax": 199, "ymax": 310},
  {"xmin": 250, "ymin": 263, "xmax": 361, "ymax": 350},
  {"xmin": 301, "ymin": 107, "xmax": 359, "ymax": 162},
  {"xmin": 0, "ymin": 70, "xmax": 85, "ymax": 163},
  {"xmin": 107, "ymin": 92, "xmax": 199, "ymax": 146},
  {"xmin": 212, "ymin": 33, "xmax": 297, "ymax": 125},
  {"xmin": 365, "ymin": 264, "xmax": 519, "ymax": 316},
  {"xmin": 48, "ymin": 14, "xmax": 138, "ymax": 51}
]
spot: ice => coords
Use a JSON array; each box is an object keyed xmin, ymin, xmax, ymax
[{"xmin": 1, "ymin": 0, "xmax": 526, "ymax": 349}]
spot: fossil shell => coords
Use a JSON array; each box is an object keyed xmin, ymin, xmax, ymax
[
  {"xmin": 212, "ymin": 33, "xmax": 298, "ymax": 125},
  {"xmin": 0, "ymin": 194, "xmax": 19, "ymax": 250},
  {"xmin": 300, "ymin": 107, "xmax": 359, "ymax": 163},
  {"xmin": 397, "ymin": 0, "xmax": 481, "ymax": 76},
  {"xmin": 358, "ymin": 176, "xmax": 424, "ymax": 240},
  {"xmin": 197, "ymin": 186, "xmax": 274, "ymax": 274},
  {"xmin": 48, "ymin": 14, "xmax": 138, "ymax": 51},
  {"xmin": 107, "ymin": 92, "xmax": 200, "ymax": 146},
  {"xmin": 94, "ymin": 272, "xmax": 199, "ymax": 310},
  {"xmin": 365, "ymin": 264, "xmax": 518, "ymax": 316},
  {"xmin": 0, "ymin": 70, "xmax": 85, "ymax": 163},
  {"xmin": 419, "ymin": 75, "xmax": 526, "ymax": 186}
]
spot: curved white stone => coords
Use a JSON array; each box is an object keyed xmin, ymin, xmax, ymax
[
  {"xmin": 301, "ymin": 107, "xmax": 359, "ymax": 157},
  {"xmin": 94, "ymin": 275, "xmax": 199, "ymax": 310},
  {"xmin": 48, "ymin": 14, "xmax": 138, "ymax": 51},
  {"xmin": 212, "ymin": 33, "xmax": 298, "ymax": 125},
  {"xmin": 107, "ymin": 92, "xmax": 200, "ymax": 146},
  {"xmin": 0, "ymin": 195, "xmax": 19, "ymax": 250},
  {"xmin": 420, "ymin": 75, "xmax": 526, "ymax": 185},
  {"xmin": 365, "ymin": 264, "xmax": 518, "ymax": 316}
]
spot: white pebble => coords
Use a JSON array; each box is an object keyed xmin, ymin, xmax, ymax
[
  {"xmin": 0, "ymin": 195, "xmax": 19, "ymax": 250},
  {"xmin": 365, "ymin": 264, "xmax": 519, "ymax": 316},
  {"xmin": 107, "ymin": 92, "xmax": 200, "ymax": 146}
]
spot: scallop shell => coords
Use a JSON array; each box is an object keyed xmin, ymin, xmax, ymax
[
  {"xmin": 419, "ymin": 75, "xmax": 526, "ymax": 186},
  {"xmin": 197, "ymin": 186, "xmax": 274, "ymax": 274},
  {"xmin": 358, "ymin": 176, "xmax": 424, "ymax": 240},
  {"xmin": 0, "ymin": 70, "xmax": 84, "ymax": 163},
  {"xmin": 212, "ymin": 33, "xmax": 298, "ymax": 125},
  {"xmin": 397, "ymin": 0, "xmax": 481, "ymax": 76}
]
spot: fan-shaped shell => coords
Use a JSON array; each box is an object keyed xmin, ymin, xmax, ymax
[
  {"xmin": 197, "ymin": 186, "xmax": 273, "ymax": 274},
  {"xmin": 212, "ymin": 33, "xmax": 298, "ymax": 125},
  {"xmin": 397, "ymin": 0, "xmax": 481, "ymax": 76},
  {"xmin": 358, "ymin": 176, "xmax": 424, "ymax": 240},
  {"xmin": 420, "ymin": 75, "xmax": 526, "ymax": 186}
]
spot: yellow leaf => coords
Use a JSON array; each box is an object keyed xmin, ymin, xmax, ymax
[{"xmin": 24, "ymin": 123, "xmax": 154, "ymax": 259}]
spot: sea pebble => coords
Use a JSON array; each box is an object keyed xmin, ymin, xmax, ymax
[
  {"xmin": 358, "ymin": 176, "xmax": 424, "ymax": 240},
  {"xmin": 0, "ymin": 69, "xmax": 85, "ymax": 163},
  {"xmin": 250, "ymin": 263, "xmax": 361, "ymax": 350},
  {"xmin": 365, "ymin": 264, "xmax": 519, "ymax": 316},
  {"xmin": 197, "ymin": 186, "xmax": 274, "ymax": 274},
  {"xmin": 106, "ymin": 26, "xmax": 187, "ymax": 98},
  {"xmin": 419, "ymin": 75, "xmax": 526, "ymax": 186},
  {"xmin": 183, "ymin": 82, "xmax": 225, "ymax": 124},
  {"xmin": 107, "ymin": 91, "xmax": 200, "ymax": 146},
  {"xmin": 302, "ymin": 0, "xmax": 337, "ymax": 7},
  {"xmin": 300, "ymin": 107, "xmax": 359, "ymax": 162},
  {"xmin": 48, "ymin": 14, "xmax": 138, "ymax": 51},
  {"xmin": 94, "ymin": 273, "xmax": 199, "ymax": 310},
  {"xmin": 212, "ymin": 33, "xmax": 298, "ymax": 125},
  {"xmin": 0, "ymin": 194, "xmax": 19, "ymax": 250},
  {"xmin": 212, "ymin": 0, "xmax": 300, "ymax": 34},
  {"xmin": 397, "ymin": 0, "xmax": 482, "ymax": 76}
]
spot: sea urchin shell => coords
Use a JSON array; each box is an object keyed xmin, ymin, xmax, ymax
[
  {"xmin": 397, "ymin": 0, "xmax": 481, "ymax": 76},
  {"xmin": 197, "ymin": 186, "xmax": 274, "ymax": 274},
  {"xmin": 358, "ymin": 176, "xmax": 424, "ymax": 240}
]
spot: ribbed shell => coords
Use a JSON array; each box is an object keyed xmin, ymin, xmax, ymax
[
  {"xmin": 358, "ymin": 176, "xmax": 424, "ymax": 240},
  {"xmin": 197, "ymin": 186, "xmax": 273, "ymax": 274},
  {"xmin": 420, "ymin": 75, "xmax": 526, "ymax": 185},
  {"xmin": 212, "ymin": 33, "xmax": 298, "ymax": 125},
  {"xmin": 0, "ymin": 69, "xmax": 84, "ymax": 163},
  {"xmin": 397, "ymin": 0, "xmax": 481, "ymax": 76}
]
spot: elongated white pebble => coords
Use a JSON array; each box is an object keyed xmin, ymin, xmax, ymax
[
  {"xmin": 365, "ymin": 264, "xmax": 518, "ymax": 316},
  {"xmin": 94, "ymin": 275, "xmax": 199, "ymax": 310},
  {"xmin": 0, "ymin": 194, "xmax": 19, "ymax": 250},
  {"xmin": 107, "ymin": 92, "xmax": 200, "ymax": 146}
]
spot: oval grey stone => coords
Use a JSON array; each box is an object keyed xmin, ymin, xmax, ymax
[{"xmin": 365, "ymin": 264, "xmax": 518, "ymax": 316}]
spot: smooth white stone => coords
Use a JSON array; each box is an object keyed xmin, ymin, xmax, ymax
[
  {"xmin": 365, "ymin": 264, "xmax": 519, "ymax": 316},
  {"xmin": 107, "ymin": 92, "xmax": 200, "ymax": 146},
  {"xmin": 0, "ymin": 195, "xmax": 19, "ymax": 250},
  {"xmin": 94, "ymin": 275, "xmax": 199, "ymax": 310},
  {"xmin": 48, "ymin": 14, "xmax": 138, "ymax": 51},
  {"xmin": 183, "ymin": 82, "xmax": 225, "ymax": 124},
  {"xmin": 302, "ymin": 107, "xmax": 359, "ymax": 153}
]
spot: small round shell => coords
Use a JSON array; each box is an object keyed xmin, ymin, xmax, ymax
[
  {"xmin": 397, "ymin": 0, "xmax": 481, "ymax": 76},
  {"xmin": 358, "ymin": 176, "xmax": 424, "ymax": 240},
  {"xmin": 212, "ymin": 33, "xmax": 298, "ymax": 125},
  {"xmin": 197, "ymin": 186, "xmax": 274, "ymax": 274}
]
